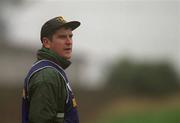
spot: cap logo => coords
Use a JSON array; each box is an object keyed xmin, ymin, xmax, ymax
[{"xmin": 56, "ymin": 16, "xmax": 66, "ymax": 23}]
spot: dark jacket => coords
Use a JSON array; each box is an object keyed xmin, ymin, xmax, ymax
[{"xmin": 28, "ymin": 47, "xmax": 71, "ymax": 123}]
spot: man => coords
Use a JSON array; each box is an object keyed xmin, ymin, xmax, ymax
[{"xmin": 22, "ymin": 16, "xmax": 81, "ymax": 123}]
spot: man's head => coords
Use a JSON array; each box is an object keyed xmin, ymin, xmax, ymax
[{"xmin": 40, "ymin": 16, "xmax": 80, "ymax": 60}]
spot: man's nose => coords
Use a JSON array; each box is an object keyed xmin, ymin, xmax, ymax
[{"xmin": 66, "ymin": 36, "xmax": 72, "ymax": 44}]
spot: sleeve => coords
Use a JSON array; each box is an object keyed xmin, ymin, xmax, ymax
[{"xmin": 28, "ymin": 67, "xmax": 66, "ymax": 123}]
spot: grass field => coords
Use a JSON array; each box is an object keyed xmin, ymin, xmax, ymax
[
  {"xmin": 93, "ymin": 95, "xmax": 180, "ymax": 123},
  {"xmin": 95, "ymin": 107, "xmax": 180, "ymax": 123}
]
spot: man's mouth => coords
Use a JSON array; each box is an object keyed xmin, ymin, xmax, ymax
[{"xmin": 64, "ymin": 48, "xmax": 72, "ymax": 51}]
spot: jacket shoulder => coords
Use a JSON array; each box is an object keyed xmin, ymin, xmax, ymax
[{"xmin": 28, "ymin": 67, "xmax": 65, "ymax": 87}]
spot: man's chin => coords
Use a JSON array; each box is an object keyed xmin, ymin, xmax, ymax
[{"xmin": 64, "ymin": 55, "xmax": 72, "ymax": 60}]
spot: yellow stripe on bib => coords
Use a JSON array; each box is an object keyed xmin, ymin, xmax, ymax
[{"xmin": 72, "ymin": 98, "xmax": 77, "ymax": 107}]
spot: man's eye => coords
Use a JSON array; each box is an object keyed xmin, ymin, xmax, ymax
[{"xmin": 69, "ymin": 34, "xmax": 73, "ymax": 38}]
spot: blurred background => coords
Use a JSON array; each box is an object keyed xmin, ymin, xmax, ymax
[{"xmin": 0, "ymin": 0, "xmax": 180, "ymax": 123}]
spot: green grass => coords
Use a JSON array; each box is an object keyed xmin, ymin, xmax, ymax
[{"xmin": 95, "ymin": 107, "xmax": 180, "ymax": 123}]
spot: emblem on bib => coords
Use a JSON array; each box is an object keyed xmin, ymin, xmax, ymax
[{"xmin": 72, "ymin": 97, "xmax": 77, "ymax": 108}]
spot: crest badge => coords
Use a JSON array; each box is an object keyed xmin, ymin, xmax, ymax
[{"xmin": 56, "ymin": 16, "xmax": 66, "ymax": 23}]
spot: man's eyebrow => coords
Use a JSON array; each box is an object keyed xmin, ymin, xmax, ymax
[
  {"xmin": 58, "ymin": 33, "xmax": 73, "ymax": 37},
  {"xmin": 59, "ymin": 34, "xmax": 67, "ymax": 36}
]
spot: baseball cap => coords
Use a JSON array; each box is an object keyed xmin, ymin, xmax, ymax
[{"xmin": 40, "ymin": 16, "xmax": 81, "ymax": 42}]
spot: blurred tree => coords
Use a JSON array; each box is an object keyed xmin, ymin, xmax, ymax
[
  {"xmin": 106, "ymin": 59, "xmax": 180, "ymax": 96},
  {"xmin": 0, "ymin": 0, "xmax": 23, "ymax": 43},
  {"xmin": 0, "ymin": 0, "xmax": 23, "ymax": 5}
]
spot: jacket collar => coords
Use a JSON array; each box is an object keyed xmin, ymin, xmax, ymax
[{"xmin": 36, "ymin": 47, "xmax": 71, "ymax": 69}]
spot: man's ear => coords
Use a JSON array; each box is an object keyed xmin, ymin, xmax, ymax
[{"xmin": 42, "ymin": 37, "xmax": 51, "ymax": 48}]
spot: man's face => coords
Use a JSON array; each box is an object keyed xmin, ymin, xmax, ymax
[{"xmin": 43, "ymin": 27, "xmax": 73, "ymax": 60}]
